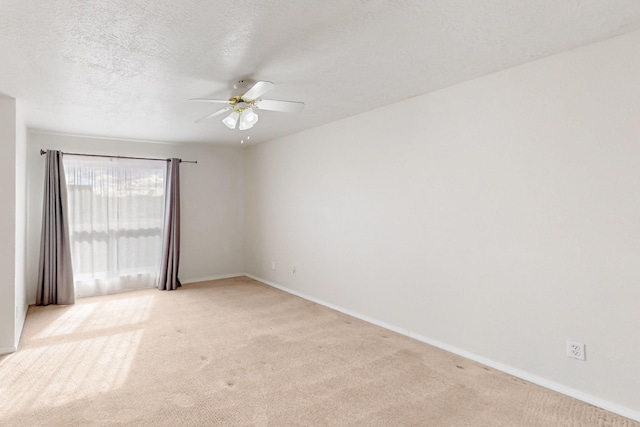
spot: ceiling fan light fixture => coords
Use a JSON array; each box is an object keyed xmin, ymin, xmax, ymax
[
  {"xmin": 222, "ymin": 111, "xmax": 240, "ymax": 129},
  {"xmin": 239, "ymin": 108, "xmax": 259, "ymax": 130}
]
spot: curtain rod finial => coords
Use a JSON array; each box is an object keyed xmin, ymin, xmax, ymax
[{"xmin": 40, "ymin": 149, "xmax": 46, "ymax": 156}]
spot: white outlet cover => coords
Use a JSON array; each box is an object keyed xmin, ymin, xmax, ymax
[
  {"xmin": 271, "ymin": 261, "xmax": 276, "ymax": 271},
  {"xmin": 567, "ymin": 340, "xmax": 586, "ymax": 361}
]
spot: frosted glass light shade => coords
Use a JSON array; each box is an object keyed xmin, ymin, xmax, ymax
[
  {"xmin": 239, "ymin": 108, "xmax": 259, "ymax": 130},
  {"xmin": 222, "ymin": 111, "xmax": 240, "ymax": 129}
]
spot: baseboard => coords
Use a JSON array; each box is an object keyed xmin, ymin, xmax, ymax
[
  {"xmin": 244, "ymin": 274, "xmax": 640, "ymax": 423},
  {"xmin": 0, "ymin": 346, "xmax": 17, "ymax": 355},
  {"xmin": 14, "ymin": 303, "xmax": 28, "ymax": 349},
  {"xmin": 181, "ymin": 273, "xmax": 245, "ymax": 285}
]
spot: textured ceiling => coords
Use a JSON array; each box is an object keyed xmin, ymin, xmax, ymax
[{"xmin": 2, "ymin": 1, "xmax": 640, "ymax": 146}]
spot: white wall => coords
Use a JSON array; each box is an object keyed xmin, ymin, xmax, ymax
[
  {"xmin": 14, "ymin": 100, "xmax": 27, "ymax": 348},
  {"xmin": 0, "ymin": 95, "xmax": 17, "ymax": 353},
  {"xmin": 244, "ymin": 30, "xmax": 640, "ymax": 417},
  {"xmin": 26, "ymin": 132, "xmax": 244, "ymax": 304}
]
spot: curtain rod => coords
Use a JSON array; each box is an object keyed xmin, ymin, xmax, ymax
[{"xmin": 39, "ymin": 149, "xmax": 197, "ymax": 164}]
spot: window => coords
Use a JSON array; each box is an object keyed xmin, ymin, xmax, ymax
[{"xmin": 64, "ymin": 156, "xmax": 166, "ymax": 298}]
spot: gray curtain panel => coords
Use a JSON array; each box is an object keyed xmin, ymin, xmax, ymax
[
  {"xmin": 157, "ymin": 158, "xmax": 181, "ymax": 290},
  {"xmin": 36, "ymin": 150, "xmax": 75, "ymax": 305}
]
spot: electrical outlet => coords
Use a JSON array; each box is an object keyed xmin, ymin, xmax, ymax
[
  {"xmin": 292, "ymin": 265, "xmax": 297, "ymax": 276},
  {"xmin": 271, "ymin": 261, "xmax": 276, "ymax": 271},
  {"xmin": 567, "ymin": 340, "xmax": 586, "ymax": 361}
]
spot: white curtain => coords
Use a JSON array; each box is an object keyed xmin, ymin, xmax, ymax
[{"xmin": 63, "ymin": 156, "xmax": 166, "ymax": 298}]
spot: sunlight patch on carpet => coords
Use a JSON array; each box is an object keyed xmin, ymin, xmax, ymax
[
  {"xmin": 33, "ymin": 295, "xmax": 154, "ymax": 339},
  {"xmin": 0, "ymin": 329, "xmax": 144, "ymax": 417}
]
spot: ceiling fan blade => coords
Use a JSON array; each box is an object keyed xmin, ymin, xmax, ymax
[
  {"xmin": 194, "ymin": 106, "xmax": 232, "ymax": 123},
  {"xmin": 242, "ymin": 81, "xmax": 275, "ymax": 101},
  {"xmin": 254, "ymin": 99, "xmax": 304, "ymax": 113},
  {"xmin": 189, "ymin": 98, "xmax": 232, "ymax": 104}
]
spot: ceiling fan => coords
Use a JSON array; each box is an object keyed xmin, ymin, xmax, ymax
[{"xmin": 190, "ymin": 80, "xmax": 304, "ymax": 130}]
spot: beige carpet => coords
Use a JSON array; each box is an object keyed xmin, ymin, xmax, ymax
[{"xmin": 0, "ymin": 276, "xmax": 637, "ymax": 426}]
